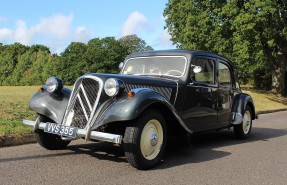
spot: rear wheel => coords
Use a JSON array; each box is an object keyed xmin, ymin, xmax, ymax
[
  {"xmin": 124, "ymin": 109, "xmax": 167, "ymax": 170},
  {"xmin": 34, "ymin": 115, "xmax": 70, "ymax": 150},
  {"xmin": 234, "ymin": 106, "xmax": 252, "ymax": 139}
]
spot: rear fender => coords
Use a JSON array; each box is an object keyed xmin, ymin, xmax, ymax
[
  {"xmin": 230, "ymin": 93, "xmax": 256, "ymax": 125},
  {"xmin": 29, "ymin": 88, "xmax": 71, "ymax": 124}
]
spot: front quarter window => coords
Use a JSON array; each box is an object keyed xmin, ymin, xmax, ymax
[{"xmin": 191, "ymin": 58, "xmax": 215, "ymax": 84}]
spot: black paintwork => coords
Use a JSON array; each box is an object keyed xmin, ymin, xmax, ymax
[
  {"xmin": 29, "ymin": 87, "xmax": 71, "ymax": 124},
  {"xmin": 29, "ymin": 50, "xmax": 256, "ymax": 134}
]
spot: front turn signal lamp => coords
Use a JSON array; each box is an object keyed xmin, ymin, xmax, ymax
[{"xmin": 127, "ymin": 91, "xmax": 135, "ymax": 97}]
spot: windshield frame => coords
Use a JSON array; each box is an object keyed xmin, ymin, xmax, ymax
[{"xmin": 121, "ymin": 55, "xmax": 188, "ymax": 78}]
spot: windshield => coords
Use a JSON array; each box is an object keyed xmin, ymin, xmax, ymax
[{"xmin": 121, "ymin": 56, "xmax": 187, "ymax": 77}]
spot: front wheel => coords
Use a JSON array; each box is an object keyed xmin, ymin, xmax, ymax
[
  {"xmin": 123, "ymin": 109, "xmax": 167, "ymax": 170},
  {"xmin": 34, "ymin": 115, "xmax": 70, "ymax": 150},
  {"xmin": 234, "ymin": 106, "xmax": 252, "ymax": 139}
]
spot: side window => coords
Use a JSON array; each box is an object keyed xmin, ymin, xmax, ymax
[
  {"xmin": 218, "ymin": 62, "xmax": 231, "ymax": 87},
  {"xmin": 191, "ymin": 58, "xmax": 214, "ymax": 84}
]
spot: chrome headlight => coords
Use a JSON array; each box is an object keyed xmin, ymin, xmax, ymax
[
  {"xmin": 45, "ymin": 76, "xmax": 63, "ymax": 93},
  {"xmin": 104, "ymin": 78, "xmax": 121, "ymax": 97}
]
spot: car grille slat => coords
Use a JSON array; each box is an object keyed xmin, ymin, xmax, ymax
[
  {"xmin": 82, "ymin": 79, "xmax": 99, "ymax": 105},
  {"xmin": 79, "ymin": 84, "xmax": 92, "ymax": 112},
  {"xmin": 72, "ymin": 98, "xmax": 88, "ymax": 129},
  {"xmin": 62, "ymin": 77, "xmax": 103, "ymax": 129},
  {"xmin": 124, "ymin": 84, "xmax": 172, "ymax": 100},
  {"xmin": 77, "ymin": 94, "xmax": 89, "ymax": 121}
]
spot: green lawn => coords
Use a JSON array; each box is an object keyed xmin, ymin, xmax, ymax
[
  {"xmin": 0, "ymin": 86, "xmax": 286, "ymax": 136},
  {"xmin": 243, "ymin": 89, "xmax": 287, "ymax": 112},
  {"xmin": 0, "ymin": 86, "xmax": 37, "ymax": 136}
]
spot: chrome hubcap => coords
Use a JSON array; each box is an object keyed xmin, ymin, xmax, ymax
[
  {"xmin": 140, "ymin": 119, "xmax": 163, "ymax": 160},
  {"xmin": 243, "ymin": 110, "xmax": 251, "ymax": 134},
  {"xmin": 150, "ymin": 134, "xmax": 158, "ymax": 146}
]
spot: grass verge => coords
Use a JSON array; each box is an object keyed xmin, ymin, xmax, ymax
[
  {"xmin": 0, "ymin": 86, "xmax": 286, "ymax": 136},
  {"xmin": 243, "ymin": 89, "xmax": 287, "ymax": 112},
  {"xmin": 0, "ymin": 86, "xmax": 37, "ymax": 136}
]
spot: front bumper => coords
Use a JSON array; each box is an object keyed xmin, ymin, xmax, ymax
[{"xmin": 23, "ymin": 119, "xmax": 122, "ymax": 144}]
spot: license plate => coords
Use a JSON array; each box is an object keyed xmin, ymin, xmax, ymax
[{"xmin": 44, "ymin": 123, "xmax": 78, "ymax": 138}]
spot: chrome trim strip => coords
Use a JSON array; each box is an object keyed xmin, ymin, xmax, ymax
[
  {"xmin": 84, "ymin": 75, "xmax": 104, "ymax": 128},
  {"xmin": 61, "ymin": 79, "xmax": 82, "ymax": 126},
  {"xmin": 23, "ymin": 119, "xmax": 122, "ymax": 144},
  {"xmin": 77, "ymin": 94, "xmax": 89, "ymax": 121},
  {"xmin": 173, "ymin": 81, "xmax": 179, "ymax": 105},
  {"xmin": 80, "ymin": 84, "xmax": 92, "ymax": 112}
]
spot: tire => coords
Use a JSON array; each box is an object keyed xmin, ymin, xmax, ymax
[
  {"xmin": 234, "ymin": 106, "xmax": 252, "ymax": 139},
  {"xmin": 34, "ymin": 115, "xmax": 70, "ymax": 150},
  {"xmin": 123, "ymin": 109, "xmax": 167, "ymax": 170}
]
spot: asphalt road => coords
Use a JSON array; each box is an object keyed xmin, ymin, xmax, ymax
[{"xmin": 1, "ymin": 111, "xmax": 287, "ymax": 185}]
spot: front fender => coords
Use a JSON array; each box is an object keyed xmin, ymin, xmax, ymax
[
  {"xmin": 91, "ymin": 88, "xmax": 191, "ymax": 133},
  {"xmin": 230, "ymin": 93, "xmax": 256, "ymax": 125},
  {"xmin": 29, "ymin": 88, "xmax": 71, "ymax": 124}
]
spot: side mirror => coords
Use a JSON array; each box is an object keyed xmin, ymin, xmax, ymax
[
  {"xmin": 119, "ymin": 62, "xmax": 124, "ymax": 69},
  {"xmin": 191, "ymin": 65, "xmax": 202, "ymax": 73}
]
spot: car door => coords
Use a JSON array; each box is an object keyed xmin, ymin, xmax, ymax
[
  {"xmin": 181, "ymin": 57, "xmax": 219, "ymax": 132},
  {"xmin": 217, "ymin": 60, "xmax": 235, "ymax": 126}
]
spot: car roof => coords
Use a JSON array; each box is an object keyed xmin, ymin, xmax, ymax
[{"xmin": 126, "ymin": 49, "xmax": 235, "ymax": 67}]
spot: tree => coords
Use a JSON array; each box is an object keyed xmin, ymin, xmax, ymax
[
  {"xmin": 164, "ymin": 0, "xmax": 287, "ymax": 95},
  {"xmin": 84, "ymin": 37, "xmax": 128, "ymax": 74},
  {"xmin": 12, "ymin": 45, "xmax": 54, "ymax": 85},
  {"xmin": 0, "ymin": 36, "xmax": 153, "ymax": 86},
  {"xmin": 58, "ymin": 42, "xmax": 87, "ymax": 84},
  {"xmin": 0, "ymin": 43, "xmax": 3, "ymax": 52},
  {"xmin": 119, "ymin": 34, "xmax": 153, "ymax": 54},
  {"xmin": 0, "ymin": 43, "xmax": 28, "ymax": 85}
]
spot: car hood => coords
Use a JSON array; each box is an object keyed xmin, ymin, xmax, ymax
[{"xmin": 87, "ymin": 73, "xmax": 179, "ymax": 102}]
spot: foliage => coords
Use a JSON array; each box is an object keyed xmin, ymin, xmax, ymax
[
  {"xmin": 84, "ymin": 37, "xmax": 128, "ymax": 74},
  {"xmin": 119, "ymin": 34, "xmax": 153, "ymax": 54},
  {"xmin": 164, "ymin": 0, "xmax": 287, "ymax": 94},
  {"xmin": 253, "ymin": 66, "xmax": 272, "ymax": 91},
  {"xmin": 57, "ymin": 42, "xmax": 88, "ymax": 84},
  {"xmin": 0, "ymin": 35, "xmax": 153, "ymax": 86}
]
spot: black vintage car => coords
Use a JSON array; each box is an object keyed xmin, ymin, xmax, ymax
[{"xmin": 23, "ymin": 50, "xmax": 256, "ymax": 170}]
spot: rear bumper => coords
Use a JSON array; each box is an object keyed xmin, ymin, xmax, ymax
[{"xmin": 23, "ymin": 119, "xmax": 122, "ymax": 144}]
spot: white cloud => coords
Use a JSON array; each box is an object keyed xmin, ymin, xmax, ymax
[
  {"xmin": 73, "ymin": 26, "xmax": 92, "ymax": 43},
  {"xmin": 159, "ymin": 29, "xmax": 173, "ymax": 47},
  {"xmin": 121, "ymin": 11, "xmax": 148, "ymax": 36},
  {"xmin": 150, "ymin": 29, "xmax": 175, "ymax": 50},
  {"xmin": 14, "ymin": 20, "xmax": 33, "ymax": 45},
  {"xmin": 0, "ymin": 14, "xmax": 73, "ymax": 53},
  {"xmin": 32, "ymin": 14, "xmax": 73, "ymax": 41},
  {"xmin": 155, "ymin": 16, "xmax": 174, "ymax": 48},
  {"xmin": 0, "ymin": 28, "xmax": 13, "ymax": 41}
]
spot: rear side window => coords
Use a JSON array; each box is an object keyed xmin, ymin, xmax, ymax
[
  {"xmin": 218, "ymin": 62, "xmax": 231, "ymax": 87},
  {"xmin": 192, "ymin": 58, "xmax": 215, "ymax": 84}
]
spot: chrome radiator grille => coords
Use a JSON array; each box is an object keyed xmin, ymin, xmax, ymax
[{"xmin": 62, "ymin": 76, "xmax": 103, "ymax": 129}]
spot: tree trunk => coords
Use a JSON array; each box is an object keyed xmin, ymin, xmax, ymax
[
  {"xmin": 271, "ymin": 56, "xmax": 287, "ymax": 96},
  {"xmin": 271, "ymin": 67, "xmax": 286, "ymax": 95}
]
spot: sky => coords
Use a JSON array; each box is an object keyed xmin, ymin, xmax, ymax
[{"xmin": 0, "ymin": 0, "xmax": 175, "ymax": 54}]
